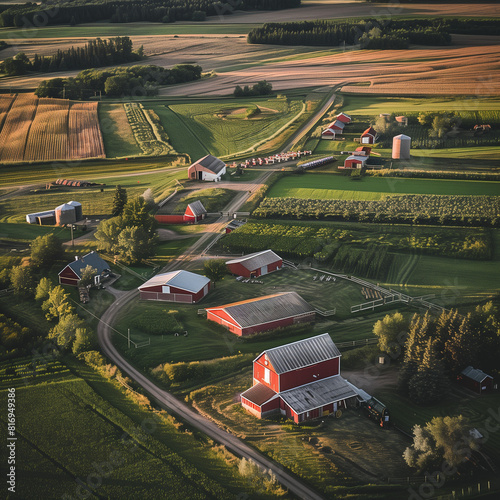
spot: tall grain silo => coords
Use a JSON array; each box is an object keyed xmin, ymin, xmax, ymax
[
  {"xmin": 55, "ymin": 203, "xmax": 76, "ymax": 226},
  {"xmin": 392, "ymin": 134, "xmax": 411, "ymax": 160},
  {"xmin": 67, "ymin": 200, "xmax": 83, "ymax": 221}
]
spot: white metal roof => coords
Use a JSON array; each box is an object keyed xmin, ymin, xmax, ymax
[
  {"xmin": 461, "ymin": 366, "xmax": 492, "ymax": 383},
  {"xmin": 55, "ymin": 203, "xmax": 75, "ymax": 211},
  {"xmin": 346, "ymin": 155, "xmax": 368, "ymax": 162},
  {"xmin": 207, "ymin": 292, "xmax": 314, "ymax": 329},
  {"xmin": 226, "ymin": 249, "xmax": 281, "ymax": 271},
  {"xmin": 139, "ymin": 270, "xmax": 210, "ymax": 293},
  {"xmin": 263, "ymin": 333, "xmax": 341, "ymax": 375},
  {"xmin": 280, "ymin": 375, "xmax": 358, "ymax": 414}
]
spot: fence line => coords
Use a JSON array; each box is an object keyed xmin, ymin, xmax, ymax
[{"xmin": 335, "ymin": 338, "xmax": 377, "ymax": 348}]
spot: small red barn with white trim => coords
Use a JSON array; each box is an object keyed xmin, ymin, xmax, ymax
[
  {"xmin": 458, "ymin": 366, "xmax": 494, "ymax": 394},
  {"xmin": 226, "ymin": 249, "xmax": 282, "ymax": 278},
  {"xmin": 240, "ymin": 333, "xmax": 359, "ymax": 422},
  {"xmin": 360, "ymin": 126, "xmax": 378, "ymax": 144},
  {"xmin": 155, "ymin": 200, "xmax": 207, "ymax": 225},
  {"xmin": 205, "ymin": 292, "xmax": 315, "ymax": 337},
  {"xmin": 139, "ymin": 270, "xmax": 211, "ymax": 303},
  {"xmin": 336, "ymin": 113, "xmax": 351, "ymax": 124},
  {"xmin": 321, "ymin": 119, "xmax": 345, "ymax": 139}
]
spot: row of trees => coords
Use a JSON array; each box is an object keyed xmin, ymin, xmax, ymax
[
  {"xmin": 247, "ymin": 18, "xmax": 454, "ymax": 47},
  {"xmin": 234, "ymin": 80, "xmax": 273, "ymax": 97},
  {"xmin": 0, "ymin": 37, "xmax": 142, "ymax": 76},
  {"xmin": 35, "ymin": 64, "xmax": 202, "ymax": 99},
  {"xmin": 0, "ymin": 0, "xmax": 299, "ymax": 27}
]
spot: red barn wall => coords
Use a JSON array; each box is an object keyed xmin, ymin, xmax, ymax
[
  {"xmin": 59, "ymin": 266, "xmax": 80, "ymax": 286},
  {"xmin": 206, "ymin": 309, "xmax": 241, "ymax": 335},
  {"xmin": 227, "ymin": 262, "xmax": 252, "ymax": 277},
  {"xmin": 254, "ymin": 359, "xmax": 280, "ymax": 393},
  {"xmin": 155, "ymin": 215, "xmax": 186, "ymax": 224},
  {"xmin": 279, "ymin": 358, "xmax": 339, "ymax": 391}
]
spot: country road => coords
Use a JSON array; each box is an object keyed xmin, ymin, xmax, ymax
[{"xmin": 95, "ymin": 93, "xmax": 341, "ymax": 499}]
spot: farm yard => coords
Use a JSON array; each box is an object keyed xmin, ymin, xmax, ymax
[{"xmin": 0, "ymin": 94, "xmax": 105, "ymax": 162}]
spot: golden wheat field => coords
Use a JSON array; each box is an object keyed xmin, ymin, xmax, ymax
[{"xmin": 0, "ymin": 94, "xmax": 105, "ymax": 163}]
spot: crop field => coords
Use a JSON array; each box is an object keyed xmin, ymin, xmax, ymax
[
  {"xmin": 163, "ymin": 97, "xmax": 304, "ymax": 157},
  {"xmin": 98, "ymin": 103, "xmax": 142, "ymax": 158},
  {"xmin": 267, "ymin": 173, "xmax": 500, "ymax": 200},
  {"xmin": 0, "ymin": 95, "xmax": 105, "ymax": 162},
  {"xmin": 0, "ymin": 357, "xmax": 261, "ymax": 499}
]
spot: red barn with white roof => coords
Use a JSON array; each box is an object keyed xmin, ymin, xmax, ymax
[
  {"xmin": 226, "ymin": 249, "xmax": 282, "ymax": 278},
  {"xmin": 205, "ymin": 292, "xmax": 315, "ymax": 336},
  {"xmin": 240, "ymin": 334, "xmax": 360, "ymax": 422},
  {"xmin": 139, "ymin": 270, "xmax": 211, "ymax": 303}
]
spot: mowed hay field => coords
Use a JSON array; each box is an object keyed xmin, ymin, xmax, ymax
[
  {"xmin": 0, "ymin": 94, "xmax": 105, "ymax": 163},
  {"xmin": 267, "ymin": 174, "xmax": 500, "ymax": 200}
]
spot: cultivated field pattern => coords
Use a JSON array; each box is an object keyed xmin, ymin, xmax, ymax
[{"xmin": 0, "ymin": 94, "xmax": 105, "ymax": 162}]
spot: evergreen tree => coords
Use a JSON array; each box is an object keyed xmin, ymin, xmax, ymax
[{"xmin": 112, "ymin": 185, "xmax": 127, "ymax": 216}]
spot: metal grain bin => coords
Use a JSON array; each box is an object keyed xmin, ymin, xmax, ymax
[
  {"xmin": 67, "ymin": 200, "xmax": 83, "ymax": 221},
  {"xmin": 55, "ymin": 203, "xmax": 76, "ymax": 225},
  {"xmin": 392, "ymin": 134, "xmax": 411, "ymax": 160}
]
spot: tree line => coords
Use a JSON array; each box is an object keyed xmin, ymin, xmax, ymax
[
  {"xmin": 0, "ymin": 0, "xmax": 299, "ymax": 27},
  {"xmin": 0, "ymin": 37, "xmax": 142, "ymax": 76},
  {"xmin": 247, "ymin": 17, "xmax": 500, "ymax": 48},
  {"xmin": 234, "ymin": 80, "xmax": 273, "ymax": 97},
  {"xmin": 35, "ymin": 63, "xmax": 202, "ymax": 99}
]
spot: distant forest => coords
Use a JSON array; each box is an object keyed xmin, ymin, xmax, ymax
[
  {"xmin": 0, "ymin": 0, "xmax": 300, "ymax": 27},
  {"xmin": 0, "ymin": 37, "xmax": 142, "ymax": 76},
  {"xmin": 248, "ymin": 18, "xmax": 500, "ymax": 49}
]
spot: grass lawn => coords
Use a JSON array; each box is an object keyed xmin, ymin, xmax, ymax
[
  {"xmin": 171, "ymin": 188, "xmax": 236, "ymax": 213},
  {"xmin": 98, "ymin": 103, "xmax": 142, "ymax": 158},
  {"xmin": 0, "ymin": 356, "xmax": 264, "ymax": 499},
  {"xmin": 0, "ymin": 222, "xmax": 71, "ymax": 242},
  {"xmin": 266, "ymin": 173, "xmax": 500, "ymax": 200}
]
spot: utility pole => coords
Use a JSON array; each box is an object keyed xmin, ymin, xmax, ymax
[
  {"xmin": 70, "ymin": 224, "xmax": 74, "ymax": 246},
  {"xmin": 128, "ymin": 329, "xmax": 130, "ymax": 348}
]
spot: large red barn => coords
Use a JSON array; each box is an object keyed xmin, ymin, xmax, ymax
[
  {"xmin": 205, "ymin": 292, "xmax": 315, "ymax": 336},
  {"xmin": 59, "ymin": 251, "xmax": 110, "ymax": 286},
  {"xmin": 226, "ymin": 249, "xmax": 282, "ymax": 278},
  {"xmin": 139, "ymin": 270, "xmax": 211, "ymax": 303},
  {"xmin": 240, "ymin": 334, "xmax": 360, "ymax": 422}
]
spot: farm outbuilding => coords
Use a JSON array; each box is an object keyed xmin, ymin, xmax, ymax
[
  {"xmin": 458, "ymin": 366, "xmax": 493, "ymax": 394},
  {"xmin": 342, "ymin": 155, "xmax": 368, "ymax": 169},
  {"xmin": 26, "ymin": 210, "xmax": 55, "ymax": 224},
  {"xmin": 139, "ymin": 270, "xmax": 211, "ymax": 303},
  {"xmin": 59, "ymin": 251, "xmax": 110, "ymax": 286},
  {"xmin": 336, "ymin": 113, "xmax": 351, "ymax": 124},
  {"xmin": 360, "ymin": 127, "xmax": 377, "ymax": 144},
  {"xmin": 392, "ymin": 134, "xmax": 411, "ymax": 160},
  {"xmin": 188, "ymin": 154, "xmax": 226, "ymax": 182},
  {"xmin": 226, "ymin": 249, "xmax": 282, "ymax": 278},
  {"xmin": 67, "ymin": 200, "xmax": 83, "ymax": 221},
  {"xmin": 240, "ymin": 333, "xmax": 360, "ymax": 422},
  {"xmin": 225, "ymin": 219, "xmax": 246, "ymax": 234},
  {"xmin": 55, "ymin": 203, "xmax": 77, "ymax": 225},
  {"xmin": 205, "ymin": 292, "xmax": 315, "ymax": 337},
  {"xmin": 155, "ymin": 200, "xmax": 207, "ymax": 225}
]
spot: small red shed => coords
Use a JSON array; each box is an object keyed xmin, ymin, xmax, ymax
[
  {"xmin": 341, "ymin": 155, "xmax": 368, "ymax": 169},
  {"xmin": 458, "ymin": 366, "xmax": 493, "ymax": 394},
  {"xmin": 360, "ymin": 126, "xmax": 377, "ymax": 144},
  {"xmin": 206, "ymin": 292, "xmax": 315, "ymax": 337},
  {"xmin": 59, "ymin": 251, "xmax": 110, "ymax": 286},
  {"xmin": 139, "ymin": 270, "xmax": 211, "ymax": 303},
  {"xmin": 155, "ymin": 200, "xmax": 207, "ymax": 225},
  {"xmin": 226, "ymin": 249, "xmax": 282, "ymax": 278},
  {"xmin": 240, "ymin": 333, "xmax": 359, "ymax": 422},
  {"xmin": 336, "ymin": 113, "xmax": 351, "ymax": 124}
]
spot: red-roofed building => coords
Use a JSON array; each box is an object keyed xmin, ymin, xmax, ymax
[
  {"xmin": 206, "ymin": 292, "xmax": 315, "ymax": 336},
  {"xmin": 240, "ymin": 334, "xmax": 361, "ymax": 422},
  {"xmin": 360, "ymin": 127, "xmax": 378, "ymax": 144}
]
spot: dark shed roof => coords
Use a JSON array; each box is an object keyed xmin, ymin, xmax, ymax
[{"xmin": 192, "ymin": 154, "xmax": 226, "ymax": 174}]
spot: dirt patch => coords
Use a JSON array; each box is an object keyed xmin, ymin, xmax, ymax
[{"xmin": 342, "ymin": 367, "xmax": 398, "ymax": 396}]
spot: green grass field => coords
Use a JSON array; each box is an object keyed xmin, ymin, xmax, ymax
[
  {"xmin": 0, "ymin": 23, "xmax": 256, "ymax": 39},
  {"xmin": 163, "ymin": 97, "xmax": 304, "ymax": 157},
  {"xmin": 0, "ymin": 356, "xmax": 267, "ymax": 499},
  {"xmin": 266, "ymin": 173, "xmax": 500, "ymax": 200},
  {"xmin": 341, "ymin": 95, "xmax": 500, "ymax": 115},
  {"xmin": 171, "ymin": 188, "xmax": 236, "ymax": 214}
]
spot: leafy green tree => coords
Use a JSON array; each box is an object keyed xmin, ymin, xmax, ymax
[
  {"xmin": 117, "ymin": 226, "xmax": 155, "ymax": 264},
  {"xmin": 35, "ymin": 277, "xmax": 53, "ymax": 301},
  {"xmin": 72, "ymin": 327, "xmax": 95, "ymax": 355},
  {"xmin": 203, "ymin": 259, "xmax": 226, "ymax": 287},
  {"xmin": 112, "ymin": 185, "xmax": 128, "ymax": 216},
  {"xmin": 373, "ymin": 312, "xmax": 408, "ymax": 356},
  {"xmin": 104, "ymin": 75, "xmax": 130, "ymax": 96},
  {"xmin": 95, "ymin": 217, "xmax": 123, "ymax": 254},
  {"xmin": 79, "ymin": 265, "xmax": 97, "ymax": 287},
  {"xmin": 10, "ymin": 265, "xmax": 34, "ymax": 297},
  {"xmin": 403, "ymin": 415, "xmax": 479, "ymax": 472},
  {"xmin": 122, "ymin": 196, "xmax": 157, "ymax": 236},
  {"xmin": 49, "ymin": 313, "xmax": 85, "ymax": 350},
  {"xmin": 42, "ymin": 285, "xmax": 73, "ymax": 321},
  {"xmin": 31, "ymin": 233, "xmax": 64, "ymax": 269}
]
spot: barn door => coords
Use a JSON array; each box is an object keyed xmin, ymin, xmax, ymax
[{"xmin": 260, "ymin": 266, "xmax": 268, "ymax": 276}]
